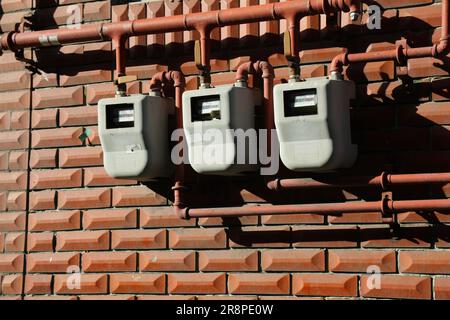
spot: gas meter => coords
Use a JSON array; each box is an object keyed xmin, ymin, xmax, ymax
[
  {"xmin": 98, "ymin": 94, "xmax": 173, "ymax": 180},
  {"xmin": 182, "ymin": 84, "xmax": 259, "ymax": 175},
  {"xmin": 274, "ymin": 76, "xmax": 357, "ymax": 171}
]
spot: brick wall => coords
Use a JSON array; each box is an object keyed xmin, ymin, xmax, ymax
[{"xmin": 0, "ymin": 0, "xmax": 449, "ymax": 300}]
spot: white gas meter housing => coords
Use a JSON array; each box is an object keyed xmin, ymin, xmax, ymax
[
  {"xmin": 98, "ymin": 94, "xmax": 173, "ymax": 180},
  {"xmin": 274, "ymin": 77, "xmax": 357, "ymax": 172},
  {"xmin": 182, "ymin": 84, "xmax": 258, "ymax": 175}
]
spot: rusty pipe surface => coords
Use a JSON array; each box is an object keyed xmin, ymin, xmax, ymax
[
  {"xmin": 184, "ymin": 198, "xmax": 450, "ymax": 218},
  {"xmin": 0, "ymin": 0, "xmax": 360, "ymax": 52},
  {"xmin": 267, "ymin": 172, "xmax": 450, "ymax": 191},
  {"xmin": 329, "ymin": 0, "xmax": 449, "ymax": 74}
]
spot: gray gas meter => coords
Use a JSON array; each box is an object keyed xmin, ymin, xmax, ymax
[
  {"xmin": 182, "ymin": 84, "xmax": 258, "ymax": 175},
  {"xmin": 274, "ymin": 77, "xmax": 357, "ymax": 171},
  {"xmin": 98, "ymin": 94, "xmax": 173, "ymax": 180}
]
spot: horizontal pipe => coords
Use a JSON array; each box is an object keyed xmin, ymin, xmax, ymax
[
  {"xmin": 267, "ymin": 172, "xmax": 450, "ymax": 191},
  {"xmin": 185, "ymin": 198, "xmax": 450, "ymax": 218},
  {"xmin": 329, "ymin": 0, "xmax": 449, "ymax": 74},
  {"xmin": 0, "ymin": 0, "xmax": 360, "ymax": 51}
]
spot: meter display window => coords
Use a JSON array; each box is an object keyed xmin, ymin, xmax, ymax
[
  {"xmin": 191, "ymin": 95, "xmax": 221, "ymax": 121},
  {"xmin": 106, "ymin": 104, "xmax": 135, "ymax": 129},
  {"xmin": 283, "ymin": 89, "xmax": 318, "ymax": 117}
]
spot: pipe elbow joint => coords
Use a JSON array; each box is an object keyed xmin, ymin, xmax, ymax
[
  {"xmin": 235, "ymin": 61, "xmax": 254, "ymax": 82},
  {"xmin": 254, "ymin": 61, "xmax": 274, "ymax": 79},
  {"xmin": 167, "ymin": 70, "xmax": 186, "ymax": 89},
  {"xmin": 174, "ymin": 206, "xmax": 189, "ymax": 220}
]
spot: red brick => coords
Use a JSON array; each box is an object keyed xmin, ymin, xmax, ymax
[
  {"xmin": 29, "ymin": 190, "xmax": 56, "ymax": 211},
  {"xmin": 0, "ymin": 50, "xmax": 29, "ymax": 72},
  {"xmin": 32, "ymin": 109, "xmax": 58, "ymax": 129},
  {"xmin": 262, "ymin": 214, "xmax": 324, "ymax": 225},
  {"xmin": 24, "ymin": 296, "xmax": 76, "ymax": 300},
  {"xmin": 168, "ymin": 273, "xmax": 226, "ymax": 294},
  {"xmin": 0, "ymin": 130, "xmax": 29, "ymax": 150},
  {"xmin": 0, "ymin": 172, "xmax": 27, "ymax": 190},
  {"xmin": 0, "ymin": 212, "xmax": 25, "ymax": 232},
  {"xmin": 82, "ymin": 252, "xmax": 137, "ymax": 272},
  {"xmin": 399, "ymin": 251, "xmax": 450, "ymax": 274},
  {"xmin": 199, "ymin": 250, "xmax": 258, "ymax": 271},
  {"xmin": 30, "ymin": 149, "xmax": 57, "ymax": 168},
  {"xmin": 112, "ymin": 3, "xmax": 128, "ymax": 22},
  {"xmin": 435, "ymin": 277, "xmax": 450, "ymax": 300},
  {"xmin": 83, "ymin": 208, "xmax": 137, "ymax": 230},
  {"xmin": 27, "ymin": 232, "xmax": 54, "ymax": 252},
  {"xmin": 0, "ymin": 152, "xmax": 7, "ymax": 170},
  {"xmin": 329, "ymin": 212, "xmax": 384, "ymax": 224},
  {"xmin": 0, "ymin": 253, "xmax": 23, "ymax": 272},
  {"xmin": 79, "ymin": 295, "xmax": 135, "ymax": 300},
  {"xmin": 32, "ymin": 127, "xmax": 83, "ymax": 148},
  {"xmin": 27, "ymin": 252, "xmax": 80, "ymax": 273},
  {"xmin": 7, "ymin": 192, "xmax": 26, "ymax": 211},
  {"xmin": 33, "ymin": 72, "xmax": 58, "ymax": 89},
  {"xmin": 1, "ymin": 274, "xmax": 23, "ymax": 295},
  {"xmin": 24, "ymin": 275, "xmax": 52, "ymax": 295},
  {"xmin": 59, "ymin": 146, "xmax": 103, "ymax": 167},
  {"xmin": 398, "ymin": 211, "xmax": 450, "ymax": 223},
  {"xmin": 293, "ymin": 274, "xmax": 357, "ymax": 297},
  {"xmin": 361, "ymin": 275, "xmax": 431, "ymax": 299},
  {"xmin": 0, "ymin": 70, "xmax": 30, "ymax": 92},
  {"xmin": 86, "ymin": 82, "xmax": 115, "ymax": 105},
  {"xmin": 125, "ymin": 64, "xmax": 167, "ymax": 80},
  {"xmin": 408, "ymin": 57, "xmax": 449, "ymax": 78},
  {"xmin": 398, "ymin": 102, "xmax": 450, "ymax": 126},
  {"xmin": 228, "ymin": 273, "xmax": 290, "ymax": 295},
  {"xmin": 140, "ymin": 251, "xmax": 195, "ymax": 272},
  {"xmin": 8, "ymin": 151, "xmax": 28, "ymax": 170},
  {"xmin": 169, "ymin": 228, "xmax": 226, "ymax": 249},
  {"xmin": 4, "ymin": 232, "xmax": 25, "ymax": 252},
  {"xmin": 329, "ymin": 249, "xmax": 396, "ymax": 272},
  {"xmin": 262, "ymin": 249, "xmax": 325, "ymax": 272},
  {"xmin": 0, "ymin": 91, "xmax": 30, "ymax": 111},
  {"xmin": 84, "ymin": 167, "xmax": 135, "ymax": 187},
  {"xmin": 0, "ymin": 112, "xmax": 10, "ymax": 130},
  {"xmin": 58, "ymin": 188, "xmax": 111, "ymax": 209},
  {"xmin": 33, "ymin": 86, "xmax": 84, "ymax": 109},
  {"xmin": 110, "ymin": 273, "xmax": 165, "ymax": 294},
  {"xmin": 84, "ymin": 0, "xmax": 110, "ymax": 21},
  {"xmin": 54, "ymin": 274, "xmax": 108, "ymax": 294},
  {"xmin": 60, "ymin": 68, "xmax": 112, "ymax": 87},
  {"xmin": 128, "ymin": 2, "xmax": 147, "ymax": 59},
  {"xmin": 140, "ymin": 207, "xmax": 195, "ymax": 228},
  {"xmin": 292, "ymin": 225, "xmax": 359, "ymax": 248},
  {"xmin": 59, "ymin": 106, "xmax": 98, "ymax": 126},
  {"xmin": 56, "ymin": 230, "xmax": 110, "ymax": 251},
  {"xmin": 198, "ymin": 215, "xmax": 258, "ymax": 227},
  {"xmin": 112, "ymin": 186, "xmax": 166, "ymax": 207},
  {"xmin": 30, "ymin": 169, "xmax": 82, "ymax": 190},
  {"xmin": 228, "ymin": 225, "xmax": 291, "ymax": 248},
  {"xmin": 29, "ymin": 210, "xmax": 81, "ymax": 232},
  {"xmin": 112, "ymin": 229, "xmax": 166, "ymax": 249},
  {"xmin": 361, "ymin": 225, "xmax": 432, "ymax": 248}
]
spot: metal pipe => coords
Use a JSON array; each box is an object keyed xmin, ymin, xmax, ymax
[
  {"xmin": 329, "ymin": 0, "xmax": 449, "ymax": 75},
  {"xmin": 267, "ymin": 172, "xmax": 450, "ymax": 191},
  {"xmin": 0, "ymin": 0, "xmax": 361, "ymax": 81},
  {"xmin": 235, "ymin": 61, "xmax": 275, "ymax": 155},
  {"xmin": 185, "ymin": 198, "xmax": 450, "ymax": 218}
]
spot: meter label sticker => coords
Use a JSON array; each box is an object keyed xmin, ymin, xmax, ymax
[
  {"xmin": 116, "ymin": 109, "xmax": 135, "ymax": 123},
  {"xmin": 294, "ymin": 94, "xmax": 317, "ymax": 108},
  {"xmin": 126, "ymin": 144, "xmax": 142, "ymax": 153}
]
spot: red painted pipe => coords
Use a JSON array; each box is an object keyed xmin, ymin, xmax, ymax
[
  {"xmin": 236, "ymin": 61, "xmax": 275, "ymax": 155},
  {"xmin": 0, "ymin": 0, "xmax": 361, "ymax": 77},
  {"xmin": 329, "ymin": 0, "xmax": 449, "ymax": 75},
  {"xmin": 184, "ymin": 198, "xmax": 450, "ymax": 218},
  {"xmin": 267, "ymin": 172, "xmax": 450, "ymax": 191}
]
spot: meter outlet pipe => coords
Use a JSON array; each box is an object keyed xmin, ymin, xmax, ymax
[
  {"xmin": 147, "ymin": 70, "xmax": 188, "ymax": 218},
  {"xmin": 236, "ymin": 61, "xmax": 275, "ymax": 155},
  {"xmin": 182, "ymin": 198, "xmax": 450, "ymax": 219},
  {"xmin": 0, "ymin": 0, "xmax": 362, "ymax": 80},
  {"xmin": 267, "ymin": 172, "xmax": 450, "ymax": 191},
  {"xmin": 329, "ymin": 0, "xmax": 449, "ymax": 77}
]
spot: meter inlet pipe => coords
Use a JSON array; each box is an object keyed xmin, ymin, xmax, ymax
[
  {"xmin": 0, "ymin": 0, "xmax": 361, "ymax": 78},
  {"xmin": 148, "ymin": 70, "xmax": 187, "ymax": 218},
  {"xmin": 236, "ymin": 61, "xmax": 275, "ymax": 155},
  {"xmin": 181, "ymin": 198, "xmax": 450, "ymax": 219},
  {"xmin": 267, "ymin": 172, "xmax": 450, "ymax": 191},
  {"xmin": 329, "ymin": 0, "xmax": 449, "ymax": 76}
]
